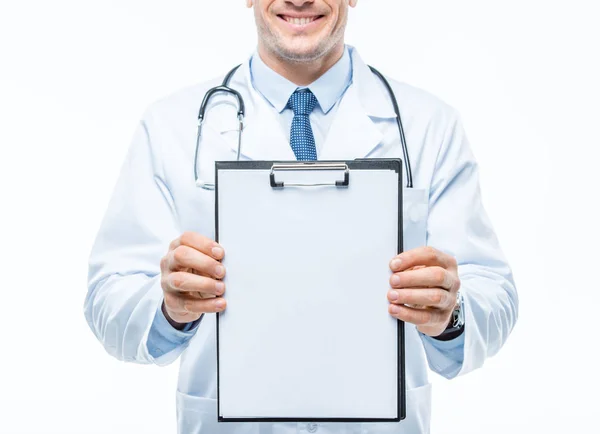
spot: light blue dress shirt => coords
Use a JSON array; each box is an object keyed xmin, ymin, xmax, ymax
[{"xmin": 147, "ymin": 46, "xmax": 464, "ymax": 371}]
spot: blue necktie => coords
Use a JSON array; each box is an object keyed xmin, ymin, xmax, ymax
[{"xmin": 287, "ymin": 89, "xmax": 318, "ymax": 161}]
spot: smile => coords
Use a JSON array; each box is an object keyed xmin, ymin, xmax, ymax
[{"xmin": 278, "ymin": 15, "xmax": 324, "ymax": 26}]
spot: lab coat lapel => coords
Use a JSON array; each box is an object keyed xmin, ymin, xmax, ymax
[
  {"xmin": 318, "ymin": 85, "xmax": 383, "ymax": 160},
  {"xmin": 319, "ymin": 49, "xmax": 396, "ymax": 160}
]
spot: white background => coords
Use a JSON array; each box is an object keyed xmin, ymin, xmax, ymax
[{"xmin": 1, "ymin": 0, "xmax": 598, "ymax": 433}]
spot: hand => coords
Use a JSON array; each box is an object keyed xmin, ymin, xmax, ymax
[
  {"xmin": 387, "ymin": 246, "xmax": 461, "ymax": 337},
  {"xmin": 160, "ymin": 232, "xmax": 227, "ymax": 329}
]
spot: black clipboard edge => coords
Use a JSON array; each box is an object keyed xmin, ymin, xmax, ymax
[{"xmin": 215, "ymin": 158, "xmax": 405, "ymax": 423}]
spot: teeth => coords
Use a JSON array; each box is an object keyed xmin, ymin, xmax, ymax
[{"xmin": 286, "ymin": 17, "xmax": 316, "ymax": 25}]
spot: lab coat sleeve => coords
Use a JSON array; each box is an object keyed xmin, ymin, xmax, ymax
[
  {"xmin": 84, "ymin": 114, "xmax": 195, "ymax": 366},
  {"xmin": 419, "ymin": 110, "xmax": 519, "ymax": 379}
]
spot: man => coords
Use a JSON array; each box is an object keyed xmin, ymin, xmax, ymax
[{"xmin": 85, "ymin": 0, "xmax": 518, "ymax": 432}]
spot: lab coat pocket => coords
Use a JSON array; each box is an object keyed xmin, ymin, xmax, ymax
[
  {"xmin": 402, "ymin": 188, "xmax": 429, "ymax": 252},
  {"xmin": 176, "ymin": 391, "xmax": 260, "ymax": 434},
  {"xmin": 360, "ymin": 383, "xmax": 432, "ymax": 434}
]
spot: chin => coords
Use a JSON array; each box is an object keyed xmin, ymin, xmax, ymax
[
  {"xmin": 272, "ymin": 37, "xmax": 335, "ymax": 63},
  {"xmin": 280, "ymin": 46, "xmax": 322, "ymax": 62}
]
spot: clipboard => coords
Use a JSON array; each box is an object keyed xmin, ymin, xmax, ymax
[{"xmin": 215, "ymin": 159, "xmax": 405, "ymax": 423}]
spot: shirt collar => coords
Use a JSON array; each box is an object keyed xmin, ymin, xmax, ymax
[{"xmin": 250, "ymin": 46, "xmax": 353, "ymax": 114}]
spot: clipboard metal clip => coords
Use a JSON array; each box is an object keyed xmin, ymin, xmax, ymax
[{"xmin": 270, "ymin": 163, "xmax": 350, "ymax": 189}]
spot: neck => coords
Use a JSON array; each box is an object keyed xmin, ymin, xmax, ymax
[{"xmin": 257, "ymin": 43, "xmax": 345, "ymax": 86}]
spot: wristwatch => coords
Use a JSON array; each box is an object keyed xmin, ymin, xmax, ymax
[{"xmin": 433, "ymin": 291, "xmax": 465, "ymax": 341}]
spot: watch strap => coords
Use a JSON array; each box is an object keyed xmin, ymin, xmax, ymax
[{"xmin": 432, "ymin": 291, "xmax": 465, "ymax": 341}]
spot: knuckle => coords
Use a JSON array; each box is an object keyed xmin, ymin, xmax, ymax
[
  {"xmin": 160, "ymin": 255, "xmax": 169, "ymax": 271},
  {"xmin": 179, "ymin": 231, "xmax": 196, "ymax": 247},
  {"xmin": 434, "ymin": 267, "xmax": 447, "ymax": 285},
  {"xmin": 453, "ymin": 278, "xmax": 461, "ymax": 293},
  {"xmin": 425, "ymin": 246, "xmax": 437, "ymax": 261},
  {"xmin": 169, "ymin": 273, "xmax": 185, "ymax": 289},
  {"xmin": 429, "ymin": 290, "xmax": 443, "ymax": 305},
  {"xmin": 173, "ymin": 246, "xmax": 191, "ymax": 264},
  {"xmin": 160, "ymin": 274, "xmax": 169, "ymax": 291}
]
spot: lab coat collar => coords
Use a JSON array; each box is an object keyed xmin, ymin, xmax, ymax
[{"xmin": 212, "ymin": 45, "xmax": 396, "ymax": 161}]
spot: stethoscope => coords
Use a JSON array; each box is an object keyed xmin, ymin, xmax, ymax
[{"xmin": 194, "ymin": 65, "xmax": 413, "ymax": 190}]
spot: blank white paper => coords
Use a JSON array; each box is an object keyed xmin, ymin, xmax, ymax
[{"xmin": 217, "ymin": 167, "xmax": 401, "ymax": 420}]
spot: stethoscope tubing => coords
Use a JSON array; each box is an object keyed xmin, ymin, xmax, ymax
[{"xmin": 194, "ymin": 64, "xmax": 413, "ymax": 189}]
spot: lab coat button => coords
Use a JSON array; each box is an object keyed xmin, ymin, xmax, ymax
[{"xmin": 307, "ymin": 423, "xmax": 318, "ymax": 433}]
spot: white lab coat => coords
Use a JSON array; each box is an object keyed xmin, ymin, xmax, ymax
[{"xmin": 85, "ymin": 47, "xmax": 518, "ymax": 434}]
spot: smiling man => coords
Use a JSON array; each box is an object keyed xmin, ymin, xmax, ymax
[{"xmin": 85, "ymin": 1, "xmax": 518, "ymax": 433}]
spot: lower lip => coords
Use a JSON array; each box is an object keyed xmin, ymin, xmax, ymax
[{"xmin": 277, "ymin": 15, "xmax": 324, "ymax": 31}]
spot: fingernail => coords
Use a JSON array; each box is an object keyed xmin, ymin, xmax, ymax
[
  {"xmin": 215, "ymin": 265, "xmax": 225, "ymax": 277},
  {"xmin": 391, "ymin": 274, "xmax": 401, "ymax": 286},
  {"xmin": 215, "ymin": 299, "xmax": 225, "ymax": 309},
  {"xmin": 389, "ymin": 305, "xmax": 400, "ymax": 315},
  {"xmin": 212, "ymin": 246, "xmax": 224, "ymax": 258},
  {"xmin": 388, "ymin": 290, "xmax": 398, "ymax": 301},
  {"xmin": 215, "ymin": 281, "xmax": 225, "ymax": 295},
  {"xmin": 391, "ymin": 259, "xmax": 402, "ymax": 270}
]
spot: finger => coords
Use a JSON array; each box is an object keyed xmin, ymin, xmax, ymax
[
  {"xmin": 182, "ymin": 295, "xmax": 227, "ymax": 314},
  {"xmin": 390, "ymin": 266, "xmax": 454, "ymax": 290},
  {"xmin": 390, "ymin": 246, "xmax": 457, "ymax": 272},
  {"xmin": 388, "ymin": 304, "xmax": 446, "ymax": 326},
  {"xmin": 170, "ymin": 231, "xmax": 225, "ymax": 260},
  {"xmin": 164, "ymin": 291, "xmax": 226, "ymax": 314},
  {"xmin": 165, "ymin": 272, "xmax": 225, "ymax": 296},
  {"xmin": 387, "ymin": 288, "xmax": 454, "ymax": 309},
  {"xmin": 167, "ymin": 245, "xmax": 226, "ymax": 279}
]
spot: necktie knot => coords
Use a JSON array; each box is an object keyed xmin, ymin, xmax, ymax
[{"xmin": 287, "ymin": 89, "xmax": 318, "ymax": 116}]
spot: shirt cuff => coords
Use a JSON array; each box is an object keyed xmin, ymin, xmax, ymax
[
  {"xmin": 147, "ymin": 302, "xmax": 202, "ymax": 358},
  {"xmin": 420, "ymin": 331, "xmax": 465, "ymax": 378},
  {"xmin": 423, "ymin": 331, "xmax": 465, "ymax": 352}
]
